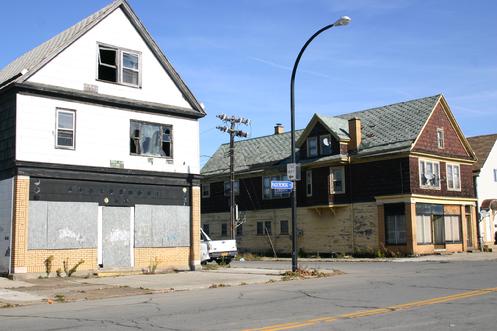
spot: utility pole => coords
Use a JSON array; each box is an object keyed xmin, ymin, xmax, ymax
[{"xmin": 216, "ymin": 114, "xmax": 250, "ymax": 239}]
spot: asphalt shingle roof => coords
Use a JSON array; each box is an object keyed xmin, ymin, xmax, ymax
[
  {"xmin": 0, "ymin": 0, "xmax": 205, "ymax": 116},
  {"xmin": 0, "ymin": 1, "xmax": 117, "ymax": 87},
  {"xmin": 467, "ymin": 134, "xmax": 497, "ymax": 171},
  {"xmin": 202, "ymin": 95, "xmax": 441, "ymax": 176}
]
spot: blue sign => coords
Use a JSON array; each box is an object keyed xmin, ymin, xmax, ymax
[{"xmin": 271, "ymin": 181, "xmax": 293, "ymax": 190}]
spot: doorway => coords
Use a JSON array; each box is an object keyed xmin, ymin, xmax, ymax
[{"xmin": 101, "ymin": 207, "xmax": 133, "ymax": 268}]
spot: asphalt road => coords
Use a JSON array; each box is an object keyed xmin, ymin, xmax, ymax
[{"xmin": 1, "ymin": 260, "xmax": 496, "ymax": 330}]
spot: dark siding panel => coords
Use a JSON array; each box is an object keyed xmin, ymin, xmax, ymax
[
  {"xmin": 299, "ymin": 122, "xmax": 341, "ymax": 160},
  {"xmin": 0, "ymin": 92, "xmax": 16, "ymax": 178},
  {"xmin": 30, "ymin": 177, "xmax": 190, "ymax": 207},
  {"xmin": 349, "ymin": 158, "xmax": 411, "ymax": 202}
]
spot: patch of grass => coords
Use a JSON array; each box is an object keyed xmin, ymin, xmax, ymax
[
  {"xmin": 239, "ymin": 282, "xmax": 248, "ymax": 286},
  {"xmin": 209, "ymin": 283, "xmax": 230, "ymax": 289},
  {"xmin": 0, "ymin": 303, "xmax": 17, "ymax": 309},
  {"xmin": 44, "ymin": 255, "xmax": 54, "ymax": 277},
  {"xmin": 236, "ymin": 253, "xmax": 262, "ymax": 261},
  {"xmin": 281, "ymin": 268, "xmax": 328, "ymax": 281},
  {"xmin": 202, "ymin": 263, "xmax": 219, "ymax": 270},
  {"xmin": 266, "ymin": 279, "xmax": 276, "ymax": 284},
  {"xmin": 54, "ymin": 294, "xmax": 65, "ymax": 303}
]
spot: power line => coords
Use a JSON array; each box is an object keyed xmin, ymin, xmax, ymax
[{"xmin": 216, "ymin": 113, "xmax": 250, "ymax": 240}]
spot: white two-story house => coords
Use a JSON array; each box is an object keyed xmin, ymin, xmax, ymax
[
  {"xmin": 0, "ymin": 0, "xmax": 205, "ymax": 275},
  {"xmin": 468, "ymin": 134, "xmax": 497, "ymax": 251}
]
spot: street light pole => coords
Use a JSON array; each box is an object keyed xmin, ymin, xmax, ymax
[{"xmin": 289, "ymin": 16, "xmax": 351, "ymax": 272}]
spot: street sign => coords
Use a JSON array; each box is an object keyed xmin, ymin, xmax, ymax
[
  {"xmin": 271, "ymin": 181, "xmax": 294, "ymax": 190},
  {"xmin": 287, "ymin": 163, "xmax": 301, "ymax": 181}
]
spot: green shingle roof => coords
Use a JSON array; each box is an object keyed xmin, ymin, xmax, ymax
[{"xmin": 202, "ymin": 95, "xmax": 441, "ymax": 177}]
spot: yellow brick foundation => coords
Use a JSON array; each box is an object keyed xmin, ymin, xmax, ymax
[
  {"xmin": 134, "ymin": 247, "xmax": 190, "ymax": 270},
  {"xmin": 25, "ymin": 249, "xmax": 97, "ymax": 273},
  {"xmin": 190, "ymin": 186, "xmax": 201, "ymax": 270}
]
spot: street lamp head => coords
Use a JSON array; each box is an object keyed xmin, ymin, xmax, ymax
[{"xmin": 334, "ymin": 16, "xmax": 351, "ymax": 26}]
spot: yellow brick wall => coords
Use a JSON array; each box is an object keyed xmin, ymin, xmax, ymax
[
  {"xmin": 24, "ymin": 249, "xmax": 97, "ymax": 273},
  {"xmin": 11, "ymin": 176, "xmax": 29, "ymax": 272},
  {"xmin": 190, "ymin": 186, "xmax": 201, "ymax": 269},
  {"xmin": 134, "ymin": 247, "xmax": 190, "ymax": 270},
  {"xmin": 202, "ymin": 202, "xmax": 379, "ymax": 255}
]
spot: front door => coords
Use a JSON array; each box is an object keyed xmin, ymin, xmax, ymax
[
  {"xmin": 433, "ymin": 215, "xmax": 445, "ymax": 249},
  {"xmin": 102, "ymin": 207, "xmax": 132, "ymax": 268}
]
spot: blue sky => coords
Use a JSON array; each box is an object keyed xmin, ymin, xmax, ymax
[{"xmin": 1, "ymin": 1, "xmax": 496, "ymax": 167}]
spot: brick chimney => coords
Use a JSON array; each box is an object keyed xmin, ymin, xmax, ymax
[
  {"xmin": 348, "ymin": 117, "xmax": 362, "ymax": 152},
  {"xmin": 274, "ymin": 123, "xmax": 284, "ymax": 135}
]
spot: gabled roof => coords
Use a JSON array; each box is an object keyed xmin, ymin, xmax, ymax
[
  {"xmin": 0, "ymin": 0, "xmax": 205, "ymax": 116},
  {"xmin": 202, "ymin": 95, "xmax": 442, "ymax": 177},
  {"xmin": 296, "ymin": 114, "xmax": 350, "ymax": 146},
  {"xmin": 467, "ymin": 134, "xmax": 497, "ymax": 171},
  {"xmin": 201, "ymin": 130, "xmax": 303, "ymax": 177},
  {"xmin": 337, "ymin": 94, "xmax": 441, "ymax": 155}
]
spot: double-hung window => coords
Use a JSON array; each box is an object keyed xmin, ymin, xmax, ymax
[
  {"xmin": 307, "ymin": 137, "xmax": 318, "ymax": 157},
  {"xmin": 221, "ymin": 223, "xmax": 228, "ymax": 237},
  {"xmin": 280, "ymin": 220, "xmax": 289, "ymax": 235},
  {"xmin": 419, "ymin": 159, "xmax": 440, "ymax": 189},
  {"xmin": 320, "ymin": 134, "xmax": 332, "ymax": 155},
  {"xmin": 201, "ymin": 184, "xmax": 210, "ymax": 198},
  {"xmin": 329, "ymin": 167, "xmax": 345, "ymax": 194},
  {"xmin": 436, "ymin": 128, "xmax": 444, "ymax": 149},
  {"xmin": 98, "ymin": 44, "xmax": 141, "ymax": 87},
  {"xmin": 306, "ymin": 170, "xmax": 313, "ymax": 197},
  {"xmin": 262, "ymin": 175, "xmax": 290, "ymax": 199},
  {"xmin": 224, "ymin": 181, "xmax": 240, "ymax": 197},
  {"xmin": 446, "ymin": 164, "xmax": 461, "ymax": 191},
  {"xmin": 130, "ymin": 121, "xmax": 172, "ymax": 157},
  {"xmin": 56, "ymin": 108, "xmax": 76, "ymax": 149}
]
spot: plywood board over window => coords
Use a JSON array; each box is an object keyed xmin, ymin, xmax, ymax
[{"xmin": 28, "ymin": 201, "xmax": 98, "ymax": 249}]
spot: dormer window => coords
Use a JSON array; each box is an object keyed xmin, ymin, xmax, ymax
[
  {"xmin": 320, "ymin": 134, "xmax": 332, "ymax": 155},
  {"xmin": 436, "ymin": 128, "xmax": 444, "ymax": 149},
  {"xmin": 98, "ymin": 44, "xmax": 141, "ymax": 87},
  {"xmin": 307, "ymin": 137, "xmax": 318, "ymax": 157}
]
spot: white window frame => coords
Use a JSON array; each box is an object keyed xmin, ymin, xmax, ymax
[
  {"xmin": 201, "ymin": 183, "xmax": 210, "ymax": 198},
  {"xmin": 329, "ymin": 167, "xmax": 345, "ymax": 194},
  {"xmin": 319, "ymin": 134, "xmax": 332, "ymax": 155},
  {"xmin": 446, "ymin": 163, "xmax": 461, "ymax": 191},
  {"xmin": 419, "ymin": 159, "xmax": 441, "ymax": 190},
  {"xmin": 55, "ymin": 108, "xmax": 76, "ymax": 150},
  {"xmin": 306, "ymin": 170, "xmax": 313, "ymax": 197},
  {"xmin": 436, "ymin": 128, "xmax": 444, "ymax": 149},
  {"xmin": 97, "ymin": 43, "xmax": 142, "ymax": 88},
  {"xmin": 307, "ymin": 136, "xmax": 318, "ymax": 157}
]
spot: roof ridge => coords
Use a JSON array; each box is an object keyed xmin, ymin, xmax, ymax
[
  {"xmin": 336, "ymin": 94, "xmax": 441, "ymax": 117},
  {"xmin": 467, "ymin": 133, "xmax": 497, "ymax": 139}
]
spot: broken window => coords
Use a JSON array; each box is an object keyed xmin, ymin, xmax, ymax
[
  {"xmin": 98, "ymin": 47, "xmax": 117, "ymax": 82},
  {"xmin": 130, "ymin": 120, "xmax": 172, "ymax": 157},
  {"xmin": 56, "ymin": 108, "xmax": 75, "ymax": 149},
  {"xmin": 98, "ymin": 45, "xmax": 140, "ymax": 87}
]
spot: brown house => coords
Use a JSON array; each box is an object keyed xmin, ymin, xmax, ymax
[{"xmin": 201, "ymin": 95, "xmax": 478, "ymax": 256}]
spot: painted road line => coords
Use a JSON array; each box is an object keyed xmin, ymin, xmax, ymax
[{"xmin": 243, "ymin": 287, "xmax": 497, "ymax": 331}]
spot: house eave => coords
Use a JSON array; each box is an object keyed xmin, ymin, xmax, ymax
[{"xmin": 15, "ymin": 82, "xmax": 205, "ymax": 119}]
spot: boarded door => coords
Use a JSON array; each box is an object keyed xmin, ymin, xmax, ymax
[{"xmin": 102, "ymin": 207, "xmax": 132, "ymax": 268}]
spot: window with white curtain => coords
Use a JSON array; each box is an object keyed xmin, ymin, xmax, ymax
[
  {"xmin": 446, "ymin": 164, "xmax": 461, "ymax": 191},
  {"xmin": 416, "ymin": 215, "xmax": 432, "ymax": 244},
  {"xmin": 444, "ymin": 215, "xmax": 461, "ymax": 242}
]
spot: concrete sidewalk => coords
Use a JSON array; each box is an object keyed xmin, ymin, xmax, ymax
[{"xmin": 0, "ymin": 267, "xmax": 285, "ymax": 307}]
